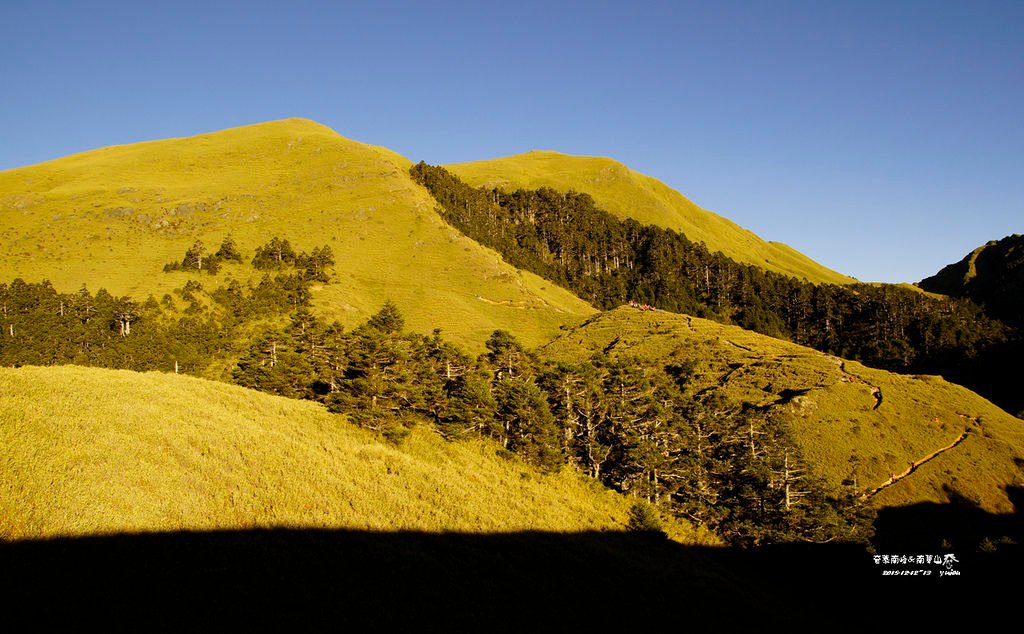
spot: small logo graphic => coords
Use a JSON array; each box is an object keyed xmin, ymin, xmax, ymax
[{"xmin": 940, "ymin": 553, "xmax": 960, "ymax": 575}]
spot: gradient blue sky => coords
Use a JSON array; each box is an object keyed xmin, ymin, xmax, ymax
[{"xmin": 2, "ymin": 1, "xmax": 1021, "ymax": 283}]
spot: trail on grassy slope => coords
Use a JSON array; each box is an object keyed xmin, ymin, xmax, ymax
[{"xmin": 860, "ymin": 429, "xmax": 971, "ymax": 500}]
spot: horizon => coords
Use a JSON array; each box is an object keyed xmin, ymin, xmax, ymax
[{"xmin": 2, "ymin": 1, "xmax": 1020, "ymax": 284}]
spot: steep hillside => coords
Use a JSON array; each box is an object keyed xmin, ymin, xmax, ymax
[
  {"xmin": 919, "ymin": 234, "xmax": 1024, "ymax": 326},
  {"xmin": 446, "ymin": 151, "xmax": 853, "ymax": 285},
  {"xmin": 542, "ymin": 307, "xmax": 1024, "ymax": 513},
  {"xmin": 0, "ymin": 119, "xmax": 594, "ymax": 350},
  {"xmin": 0, "ymin": 365, "xmax": 711, "ymax": 543}
]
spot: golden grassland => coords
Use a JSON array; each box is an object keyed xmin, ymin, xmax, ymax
[
  {"xmin": 0, "ymin": 119, "xmax": 594, "ymax": 352},
  {"xmin": 446, "ymin": 150, "xmax": 855, "ymax": 285},
  {"xmin": 542, "ymin": 307, "xmax": 1024, "ymax": 512},
  {"xmin": 4, "ymin": 117, "xmax": 1021, "ymax": 549},
  {"xmin": 0, "ymin": 365, "xmax": 714, "ymax": 544}
]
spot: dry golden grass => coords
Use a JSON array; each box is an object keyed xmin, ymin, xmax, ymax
[
  {"xmin": 447, "ymin": 151, "xmax": 854, "ymax": 285},
  {"xmin": 0, "ymin": 365, "xmax": 714, "ymax": 544},
  {"xmin": 0, "ymin": 119, "xmax": 594, "ymax": 352}
]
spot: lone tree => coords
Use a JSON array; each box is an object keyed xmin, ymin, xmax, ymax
[
  {"xmin": 182, "ymin": 240, "xmax": 207, "ymax": 271},
  {"xmin": 626, "ymin": 502, "xmax": 666, "ymax": 538}
]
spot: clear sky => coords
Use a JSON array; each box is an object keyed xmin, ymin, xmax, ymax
[{"xmin": 1, "ymin": 0, "xmax": 1021, "ymax": 283}]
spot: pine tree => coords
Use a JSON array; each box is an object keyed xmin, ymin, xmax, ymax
[
  {"xmin": 252, "ymin": 237, "xmax": 297, "ymax": 269},
  {"xmin": 485, "ymin": 329, "xmax": 534, "ymax": 380},
  {"xmin": 182, "ymin": 240, "xmax": 207, "ymax": 272},
  {"xmin": 366, "ymin": 300, "xmax": 404, "ymax": 334},
  {"xmin": 215, "ymin": 235, "xmax": 243, "ymax": 262},
  {"xmin": 494, "ymin": 378, "xmax": 561, "ymax": 471},
  {"xmin": 442, "ymin": 368, "xmax": 498, "ymax": 439},
  {"xmin": 300, "ymin": 245, "xmax": 335, "ymax": 282},
  {"xmin": 112, "ymin": 297, "xmax": 139, "ymax": 337}
]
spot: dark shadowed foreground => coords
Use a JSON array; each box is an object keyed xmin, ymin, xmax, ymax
[{"xmin": 3, "ymin": 496, "xmax": 1020, "ymax": 628}]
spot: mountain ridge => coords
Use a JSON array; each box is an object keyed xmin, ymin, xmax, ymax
[
  {"xmin": 446, "ymin": 150, "xmax": 854, "ymax": 285},
  {"xmin": 0, "ymin": 118, "xmax": 594, "ymax": 352},
  {"xmin": 919, "ymin": 233, "xmax": 1024, "ymax": 327}
]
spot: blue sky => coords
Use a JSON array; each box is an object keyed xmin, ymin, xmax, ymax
[{"xmin": 1, "ymin": 0, "xmax": 1021, "ymax": 283}]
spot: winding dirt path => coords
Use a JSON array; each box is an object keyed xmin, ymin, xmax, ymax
[{"xmin": 860, "ymin": 428, "xmax": 970, "ymax": 500}]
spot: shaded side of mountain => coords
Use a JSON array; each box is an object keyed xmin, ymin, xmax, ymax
[
  {"xmin": 918, "ymin": 235, "xmax": 1024, "ymax": 416},
  {"xmin": 919, "ymin": 234, "xmax": 1024, "ymax": 327},
  {"xmin": 873, "ymin": 484, "xmax": 1024, "ymax": 554}
]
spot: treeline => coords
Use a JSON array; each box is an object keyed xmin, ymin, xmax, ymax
[
  {"xmin": 0, "ymin": 237, "xmax": 331, "ymax": 374},
  {"xmin": 232, "ymin": 301, "xmax": 872, "ymax": 546},
  {"xmin": 411, "ymin": 162, "xmax": 1016, "ymax": 412}
]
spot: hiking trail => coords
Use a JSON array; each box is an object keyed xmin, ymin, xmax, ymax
[{"xmin": 860, "ymin": 429, "xmax": 970, "ymax": 500}]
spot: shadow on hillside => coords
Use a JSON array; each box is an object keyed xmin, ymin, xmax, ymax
[
  {"xmin": 874, "ymin": 485, "xmax": 1024, "ymax": 556},
  {"xmin": 4, "ymin": 503, "xmax": 1019, "ymax": 626}
]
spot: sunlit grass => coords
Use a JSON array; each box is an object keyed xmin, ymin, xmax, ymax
[
  {"xmin": 0, "ymin": 365, "xmax": 714, "ymax": 544},
  {"xmin": 0, "ymin": 119, "xmax": 595, "ymax": 352}
]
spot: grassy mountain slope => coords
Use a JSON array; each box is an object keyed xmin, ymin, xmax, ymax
[
  {"xmin": 0, "ymin": 364, "xmax": 712, "ymax": 543},
  {"xmin": 0, "ymin": 119, "xmax": 594, "ymax": 350},
  {"xmin": 542, "ymin": 307, "xmax": 1024, "ymax": 513},
  {"xmin": 446, "ymin": 151, "xmax": 854, "ymax": 285}
]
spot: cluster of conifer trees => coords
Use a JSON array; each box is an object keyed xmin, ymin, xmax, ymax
[
  {"xmin": 0, "ymin": 238, "xmax": 330, "ymax": 374},
  {"xmin": 164, "ymin": 235, "xmax": 335, "ymax": 282},
  {"xmin": 0, "ymin": 278, "xmax": 218, "ymax": 373},
  {"xmin": 410, "ymin": 162, "xmax": 1016, "ymax": 412},
  {"xmin": 231, "ymin": 301, "xmax": 872, "ymax": 546}
]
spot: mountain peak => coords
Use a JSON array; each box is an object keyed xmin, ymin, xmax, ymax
[
  {"xmin": 0, "ymin": 119, "xmax": 595, "ymax": 350},
  {"xmin": 214, "ymin": 117, "xmax": 340, "ymax": 136},
  {"xmin": 919, "ymin": 233, "xmax": 1024, "ymax": 327}
]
